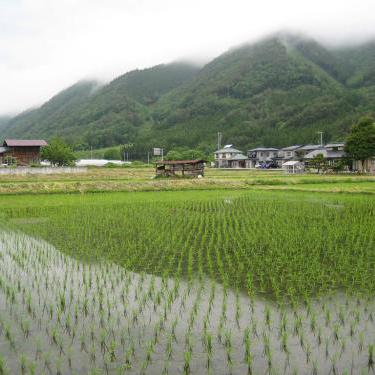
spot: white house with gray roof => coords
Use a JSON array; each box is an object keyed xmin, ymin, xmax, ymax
[{"xmin": 214, "ymin": 145, "xmax": 248, "ymax": 168}]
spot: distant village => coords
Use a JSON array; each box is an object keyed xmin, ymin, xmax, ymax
[
  {"xmin": 0, "ymin": 137, "xmax": 374, "ymax": 175},
  {"xmin": 214, "ymin": 143, "xmax": 375, "ymax": 173}
]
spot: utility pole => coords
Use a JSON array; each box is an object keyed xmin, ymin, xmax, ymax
[
  {"xmin": 217, "ymin": 132, "xmax": 222, "ymax": 151},
  {"xmin": 317, "ymin": 131, "xmax": 324, "ymax": 146},
  {"xmin": 161, "ymin": 148, "xmax": 164, "ymax": 161}
]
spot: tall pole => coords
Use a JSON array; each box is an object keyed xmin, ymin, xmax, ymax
[
  {"xmin": 317, "ymin": 131, "xmax": 323, "ymax": 146},
  {"xmin": 217, "ymin": 132, "xmax": 222, "ymax": 151},
  {"xmin": 90, "ymin": 146, "xmax": 93, "ymax": 160},
  {"xmin": 161, "ymin": 148, "xmax": 164, "ymax": 161}
]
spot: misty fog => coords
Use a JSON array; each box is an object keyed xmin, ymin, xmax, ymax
[{"xmin": 1, "ymin": 0, "xmax": 375, "ymax": 115}]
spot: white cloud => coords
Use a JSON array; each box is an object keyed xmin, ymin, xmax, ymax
[{"xmin": 1, "ymin": 0, "xmax": 375, "ymax": 114}]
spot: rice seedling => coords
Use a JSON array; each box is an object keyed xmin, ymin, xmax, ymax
[
  {"xmin": 0, "ymin": 355, "xmax": 8, "ymax": 375},
  {"xmin": 183, "ymin": 350, "xmax": 191, "ymax": 375},
  {"xmin": 0, "ymin": 190, "xmax": 373, "ymax": 374},
  {"xmin": 368, "ymin": 344, "xmax": 374, "ymax": 369}
]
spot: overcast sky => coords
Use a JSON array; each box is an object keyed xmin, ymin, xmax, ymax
[{"xmin": 1, "ymin": 0, "xmax": 375, "ymax": 115}]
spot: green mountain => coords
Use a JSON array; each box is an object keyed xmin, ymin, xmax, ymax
[
  {"xmin": 2, "ymin": 33, "xmax": 375, "ymax": 156},
  {"xmin": 2, "ymin": 81, "xmax": 100, "ymax": 141},
  {"xmin": 0, "ymin": 116, "xmax": 10, "ymax": 130},
  {"xmin": 2, "ymin": 62, "xmax": 199, "ymax": 149}
]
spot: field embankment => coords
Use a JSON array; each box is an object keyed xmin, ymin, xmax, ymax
[{"xmin": 0, "ymin": 168, "xmax": 373, "ymax": 194}]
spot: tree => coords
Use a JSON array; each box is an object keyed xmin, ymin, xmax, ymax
[
  {"xmin": 41, "ymin": 139, "xmax": 76, "ymax": 166},
  {"xmin": 165, "ymin": 150, "xmax": 183, "ymax": 160},
  {"xmin": 309, "ymin": 153, "xmax": 327, "ymax": 174},
  {"xmin": 345, "ymin": 117, "xmax": 375, "ymax": 172},
  {"xmin": 104, "ymin": 148, "xmax": 121, "ymax": 160},
  {"xmin": 180, "ymin": 149, "xmax": 206, "ymax": 160}
]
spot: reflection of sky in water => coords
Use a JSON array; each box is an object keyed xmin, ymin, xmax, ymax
[{"xmin": 0, "ymin": 230, "xmax": 374, "ymax": 374}]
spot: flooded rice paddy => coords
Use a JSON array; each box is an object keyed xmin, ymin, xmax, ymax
[{"xmin": 0, "ymin": 230, "xmax": 374, "ymax": 374}]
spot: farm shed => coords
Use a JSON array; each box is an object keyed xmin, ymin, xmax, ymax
[
  {"xmin": 1, "ymin": 139, "xmax": 48, "ymax": 166},
  {"xmin": 155, "ymin": 159, "xmax": 206, "ymax": 177},
  {"xmin": 282, "ymin": 160, "xmax": 304, "ymax": 174}
]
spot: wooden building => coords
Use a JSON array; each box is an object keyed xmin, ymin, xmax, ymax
[
  {"xmin": 155, "ymin": 159, "xmax": 206, "ymax": 177},
  {"xmin": 1, "ymin": 139, "xmax": 48, "ymax": 166}
]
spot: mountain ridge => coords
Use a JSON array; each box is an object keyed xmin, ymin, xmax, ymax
[{"xmin": 2, "ymin": 32, "xmax": 375, "ymax": 156}]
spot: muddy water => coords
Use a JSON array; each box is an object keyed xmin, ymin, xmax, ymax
[{"xmin": 0, "ymin": 231, "xmax": 374, "ymax": 374}]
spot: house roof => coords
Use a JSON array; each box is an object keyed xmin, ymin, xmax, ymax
[
  {"xmin": 4, "ymin": 139, "xmax": 48, "ymax": 147},
  {"xmin": 281, "ymin": 145, "xmax": 302, "ymax": 151},
  {"xmin": 304, "ymin": 149, "xmax": 345, "ymax": 159},
  {"xmin": 214, "ymin": 147, "xmax": 243, "ymax": 154},
  {"xmin": 230, "ymin": 154, "xmax": 248, "ymax": 160},
  {"xmin": 248, "ymin": 147, "xmax": 279, "ymax": 152},
  {"xmin": 325, "ymin": 142, "xmax": 345, "ymax": 148},
  {"xmin": 298, "ymin": 144, "xmax": 322, "ymax": 151},
  {"xmin": 155, "ymin": 159, "xmax": 206, "ymax": 165}
]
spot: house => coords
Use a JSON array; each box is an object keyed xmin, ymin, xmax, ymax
[
  {"xmin": 155, "ymin": 159, "xmax": 206, "ymax": 177},
  {"xmin": 304, "ymin": 142, "xmax": 346, "ymax": 168},
  {"xmin": 0, "ymin": 139, "xmax": 48, "ymax": 166},
  {"xmin": 230, "ymin": 154, "xmax": 248, "ymax": 168},
  {"xmin": 278, "ymin": 145, "xmax": 302, "ymax": 162},
  {"xmin": 247, "ymin": 148, "xmax": 279, "ymax": 168},
  {"xmin": 214, "ymin": 145, "xmax": 247, "ymax": 168}
]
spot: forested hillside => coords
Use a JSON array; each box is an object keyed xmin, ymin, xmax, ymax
[
  {"xmin": 2, "ymin": 33, "xmax": 375, "ymax": 157},
  {"xmin": 0, "ymin": 117, "xmax": 10, "ymax": 130}
]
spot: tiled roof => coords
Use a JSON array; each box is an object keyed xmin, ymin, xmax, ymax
[
  {"xmin": 304, "ymin": 149, "xmax": 345, "ymax": 159},
  {"xmin": 155, "ymin": 159, "xmax": 206, "ymax": 165},
  {"xmin": 248, "ymin": 147, "xmax": 279, "ymax": 152},
  {"xmin": 4, "ymin": 139, "xmax": 48, "ymax": 147},
  {"xmin": 281, "ymin": 145, "xmax": 302, "ymax": 151},
  {"xmin": 214, "ymin": 147, "xmax": 243, "ymax": 154},
  {"xmin": 298, "ymin": 144, "xmax": 322, "ymax": 151},
  {"xmin": 325, "ymin": 142, "xmax": 345, "ymax": 148},
  {"xmin": 230, "ymin": 154, "xmax": 248, "ymax": 160}
]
